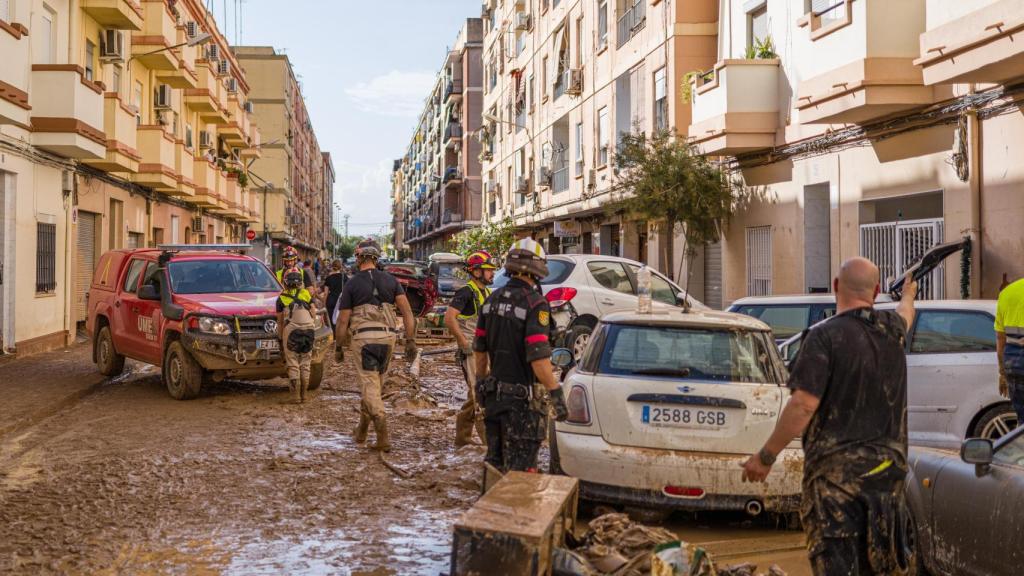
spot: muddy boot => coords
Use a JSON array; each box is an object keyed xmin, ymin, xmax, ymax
[
  {"xmin": 353, "ymin": 411, "xmax": 370, "ymax": 444},
  {"xmin": 299, "ymin": 378, "xmax": 309, "ymax": 403},
  {"xmin": 474, "ymin": 418, "xmax": 487, "ymax": 445},
  {"xmin": 281, "ymin": 380, "xmax": 298, "ymax": 404},
  {"xmin": 371, "ymin": 416, "xmax": 391, "ymax": 452},
  {"xmin": 290, "ymin": 379, "xmax": 302, "ymax": 404},
  {"xmin": 454, "ymin": 401, "xmax": 475, "ymax": 448}
]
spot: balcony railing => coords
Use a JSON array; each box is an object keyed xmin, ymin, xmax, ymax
[
  {"xmin": 616, "ymin": 0, "xmax": 646, "ymax": 48},
  {"xmin": 443, "ymin": 124, "xmax": 463, "ymax": 143},
  {"xmin": 443, "ymin": 211, "xmax": 463, "ymax": 224},
  {"xmin": 551, "ymin": 166, "xmax": 570, "ymax": 194},
  {"xmin": 444, "ymin": 79, "xmax": 464, "ymax": 100}
]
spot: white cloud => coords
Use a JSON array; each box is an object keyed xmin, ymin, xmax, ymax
[
  {"xmin": 344, "ymin": 70, "xmax": 436, "ymax": 118},
  {"xmin": 333, "ymin": 159, "xmax": 396, "ymax": 235}
]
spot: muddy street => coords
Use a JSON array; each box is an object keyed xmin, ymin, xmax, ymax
[{"xmin": 0, "ymin": 345, "xmax": 809, "ymax": 574}]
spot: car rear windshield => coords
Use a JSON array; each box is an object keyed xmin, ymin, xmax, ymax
[
  {"xmin": 168, "ymin": 260, "xmax": 279, "ymax": 294},
  {"xmin": 597, "ymin": 324, "xmax": 780, "ymax": 384},
  {"xmin": 492, "ymin": 259, "xmax": 575, "ymax": 289}
]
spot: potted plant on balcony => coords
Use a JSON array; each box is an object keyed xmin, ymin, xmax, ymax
[{"xmin": 745, "ymin": 35, "xmax": 778, "ymax": 60}]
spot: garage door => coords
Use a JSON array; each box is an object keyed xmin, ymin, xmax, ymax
[
  {"xmin": 76, "ymin": 211, "xmax": 98, "ymax": 322},
  {"xmin": 704, "ymin": 241, "xmax": 722, "ymax": 310}
]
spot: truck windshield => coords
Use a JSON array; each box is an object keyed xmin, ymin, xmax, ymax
[{"xmin": 168, "ymin": 260, "xmax": 279, "ymax": 294}]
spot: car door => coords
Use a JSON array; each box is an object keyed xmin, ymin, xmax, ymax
[
  {"xmin": 585, "ymin": 261, "xmax": 637, "ymax": 316},
  {"xmin": 906, "ymin": 309, "xmax": 998, "ymax": 448},
  {"xmin": 928, "ymin": 432, "xmax": 1024, "ymax": 575},
  {"xmin": 113, "ymin": 257, "xmax": 148, "ymax": 358},
  {"xmin": 131, "ymin": 262, "xmax": 165, "ymax": 364}
]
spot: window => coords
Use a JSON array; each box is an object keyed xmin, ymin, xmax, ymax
[
  {"xmin": 807, "ymin": 0, "xmax": 846, "ymax": 26},
  {"xmin": 575, "ymin": 17, "xmax": 583, "ymax": 67},
  {"xmin": 541, "ymin": 56, "xmax": 548, "ymax": 99},
  {"xmin": 171, "ymin": 215, "xmax": 180, "ymax": 243},
  {"xmin": 994, "ymin": 432, "xmax": 1024, "ymax": 468},
  {"xmin": 597, "ymin": 107, "xmax": 609, "ymax": 166},
  {"xmin": 111, "ymin": 65, "xmax": 121, "ymax": 94},
  {"xmin": 910, "ymin": 311, "xmax": 997, "ymax": 354},
  {"xmin": 598, "ymin": 1, "xmax": 608, "ymax": 49},
  {"xmin": 34, "ymin": 9, "xmax": 55, "ymax": 65},
  {"xmin": 734, "ymin": 305, "xmax": 811, "ymax": 340},
  {"xmin": 575, "ymin": 121, "xmax": 584, "ymax": 177},
  {"xmin": 491, "ymin": 259, "xmax": 576, "ymax": 289},
  {"xmin": 587, "ymin": 261, "xmax": 633, "ymax": 295},
  {"xmin": 746, "ymin": 226, "xmax": 772, "ymax": 296},
  {"xmin": 748, "ymin": 5, "xmax": 768, "ymax": 50},
  {"xmin": 122, "ymin": 258, "xmax": 147, "ymax": 292},
  {"xmin": 627, "ymin": 264, "xmax": 679, "ymax": 306},
  {"xmin": 85, "ymin": 40, "xmax": 96, "ymax": 81},
  {"xmin": 36, "ymin": 222, "xmax": 57, "ymax": 293},
  {"xmin": 0, "ymin": 0, "xmax": 9, "ymax": 22},
  {"xmin": 133, "ymin": 81, "xmax": 143, "ymax": 125},
  {"xmin": 654, "ymin": 67, "xmax": 667, "ymax": 132},
  {"xmin": 168, "ymin": 260, "xmax": 279, "ymax": 294},
  {"xmin": 185, "ymin": 123, "xmax": 193, "ymax": 150}
]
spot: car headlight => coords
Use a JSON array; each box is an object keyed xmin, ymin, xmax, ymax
[{"xmin": 198, "ymin": 317, "xmax": 232, "ymax": 335}]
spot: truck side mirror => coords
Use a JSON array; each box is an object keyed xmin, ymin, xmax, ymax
[{"xmin": 138, "ymin": 284, "xmax": 160, "ymax": 301}]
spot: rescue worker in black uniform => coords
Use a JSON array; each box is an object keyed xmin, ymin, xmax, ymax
[
  {"xmin": 742, "ymin": 257, "xmax": 918, "ymax": 576},
  {"xmin": 473, "ymin": 238, "xmax": 569, "ymax": 475}
]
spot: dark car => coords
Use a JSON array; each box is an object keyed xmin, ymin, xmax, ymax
[
  {"xmin": 383, "ymin": 261, "xmax": 436, "ymax": 317},
  {"xmin": 905, "ymin": 427, "xmax": 1024, "ymax": 575}
]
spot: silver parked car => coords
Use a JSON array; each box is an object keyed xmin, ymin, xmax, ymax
[{"xmin": 777, "ymin": 300, "xmax": 1015, "ymax": 446}]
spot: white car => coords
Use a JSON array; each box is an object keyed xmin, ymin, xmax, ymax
[
  {"xmin": 774, "ymin": 299, "xmax": 1015, "ymax": 448},
  {"xmin": 550, "ymin": 309, "xmax": 803, "ymax": 514},
  {"xmin": 492, "ymin": 254, "xmax": 704, "ymax": 358}
]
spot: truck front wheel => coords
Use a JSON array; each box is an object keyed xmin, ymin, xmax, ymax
[
  {"xmin": 307, "ymin": 361, "xmax": 324, "ymax": 391},
  {"xmin": 164, "ymin": 341, "xmax": 203, "ymax": 400},
  {"xmin": 95, "ymin": 326, "xmax": 126, "ymax": 377}
]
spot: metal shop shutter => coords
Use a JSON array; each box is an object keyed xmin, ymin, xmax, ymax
[
  {"xmin": 704, "ymin": 241, "xmax": 723, "ymax": 310},
  {"xmin": 76, "ymin": 211, "xmax": 98, "ymax": 322}
]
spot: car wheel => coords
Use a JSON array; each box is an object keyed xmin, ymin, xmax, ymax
[
  {"xmin": 973, "ymin": 404, "xmax": 1018, "ymax": 440},
  {"xmin": 95, "ymin": 326, "xmax": 125, "ymax": 377},
  {"xmin": 163, "ymin": 341, "xmax": 203, "ymax": 400},
  {"xmin": 897, "ymin": 501, "xmax": 925, "ymax": 576},
  {"xmin": 568, "ymin": 324, "xmax": 593, "ymax": 360},
  {"xmin": 308, "ymin": 361, "xmax": 324, "ymax": 391},
  {"xmin": 548, "ymin": 420, "xmax": 564, "ymax": 475}
]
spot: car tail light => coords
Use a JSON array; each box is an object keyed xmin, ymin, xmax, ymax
[
  {"xmin": 546, "ymin": 287, "xmax": 577, "ymax": 309},
  {"xmin": 566, "ymin": 385, "xmax": 590, "ymax": 424},
  {"xmin": 663, "ymin": 486, "xmax": 706, "ymax": 499}
]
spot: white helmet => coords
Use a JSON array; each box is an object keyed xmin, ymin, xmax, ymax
[{"xmin": 504, "ymin": 237, "xmax": 548, "ymax": 279}]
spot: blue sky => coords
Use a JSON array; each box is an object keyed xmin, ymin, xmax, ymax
[{"xmin": 227, "ymin": 0, "xmax": 480, "ymax": 236}]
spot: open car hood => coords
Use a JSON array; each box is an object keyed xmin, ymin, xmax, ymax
[{"xmin": 888, "ymin": 238, "xmax": 970, "ymax": 299}]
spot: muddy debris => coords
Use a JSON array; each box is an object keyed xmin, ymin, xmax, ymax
[{"xmin": 717, "ymin": 562, "xmax": 788, "ymax": 576}]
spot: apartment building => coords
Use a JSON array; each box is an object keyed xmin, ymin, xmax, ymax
[
  {"xmin": 0, "ymin": 0, "xmax": 260, "ymax": 355},
  {"xmin": 475, "ymin": 0, "xmax": 717, "ymax": 287},
  {"xmin": 234, "ymin": 46, "xmax": 332, "ymax": 265},
  {"xmin": 684, "ymin": 0, "xmax": 1024, "ymax": 307},
  {"xmin": 393, "ymin": 19, "xmax": 484, "ymax": 259}
]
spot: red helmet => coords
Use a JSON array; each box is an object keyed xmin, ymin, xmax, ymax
[{"xmin": 466, "ymin": 250, "xmax": 497, "ymax": 271}]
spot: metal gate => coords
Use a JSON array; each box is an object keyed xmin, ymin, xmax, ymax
[
  {"xmin": 859, "ymin": 218, "xmax": 944, "ymax": 299},
  {"xmin": 76, "ymin": 211, "xmax": 97, "ymax": 322},
  {"xmin": 746, "ymin": 226, "xmax": 772, "ymax": 297}
]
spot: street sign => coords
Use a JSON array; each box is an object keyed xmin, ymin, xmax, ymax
[
  {"xmin": 246, "ymin": 229, "xmax": 256, "ymax": 241},
  {"xmin": 554, "ymin": 220, "xmax": 580, "ymax": 238}
]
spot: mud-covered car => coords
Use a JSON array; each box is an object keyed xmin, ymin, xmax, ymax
[
  {"xmin": 383, "ymin": 261, "xmax": 435, "ymax": 317},
  {"xmin": 86, "ymin": 245, "xmax": 333, "ymax": 399},
  {"xmin": 550, "ymin": 309, "xmax": 802, "ymax": 514}
]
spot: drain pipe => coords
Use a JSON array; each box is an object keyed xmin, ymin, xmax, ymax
[
  {"xmin": 745, "ymin": 499, "xmax": 764, "ymax": 517},
  {"xmin": 966, "ymin": 84, "xmax": 983, "ymax": 298}
]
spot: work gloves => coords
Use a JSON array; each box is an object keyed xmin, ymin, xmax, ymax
[
  {"xmin": 405, "ymin": 339, "xmax": 419, "ymax": 361},
  {"xmin": 549, "ymin": 387, "xmax": 569, "ymax": 422}
]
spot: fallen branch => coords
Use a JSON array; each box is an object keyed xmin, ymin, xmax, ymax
[{"xmin": 378, "ymin": 451, "xmax": 412, "ymax": 479}]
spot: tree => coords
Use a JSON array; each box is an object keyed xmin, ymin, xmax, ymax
[
  {"xmin": 448, "ymin": 217, "xmax": 518, "ymax": 259},
  {"xmin": 607, "ymin": 130, "xmax": 757, "ymax": 300}
]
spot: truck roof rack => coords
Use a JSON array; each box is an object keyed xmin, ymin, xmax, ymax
[{"xmin": 156, "ymin": 243, "xmax": 252, "ymax": 253}]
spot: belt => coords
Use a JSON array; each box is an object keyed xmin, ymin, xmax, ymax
[
  {"xmin": 1006, "ymin": 326, "xmax": 1024, "ymax": 337},
  {"xmin": 496, "ymin": 380, "xmax": 533, "ymax": 400},
  {"xmin": 354, "ymin": 326, "xmax": 395, "ymax": 335}
]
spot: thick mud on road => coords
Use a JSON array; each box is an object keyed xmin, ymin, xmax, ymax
[{"xmin": 0, "ymin": 344, "xmax": 809, "ymax": 575}]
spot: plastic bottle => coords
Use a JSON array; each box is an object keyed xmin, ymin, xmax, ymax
[{"xmin": 637, "ymin": 264, "xmax": 652, "ymax": 314}]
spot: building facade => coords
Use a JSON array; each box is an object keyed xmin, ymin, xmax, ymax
[
  {"xmin": 0, "ymin": 0, "xmax": 260, "ymax": 355},
  {"xmin": 234, "ymin": 46, "xmax": 331, "ymax": 266},
  {"xmin": 684, "ymin": 0, "xmax": 1024, "ymax": 307},
  {"xmin": 393, "ymin": 18, "xmax": 484, "ymax": 259}
]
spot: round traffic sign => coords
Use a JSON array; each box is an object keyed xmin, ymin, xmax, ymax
[{"xmin": 246, "ymin": 229, "xmax": 256, "ymax": 241}]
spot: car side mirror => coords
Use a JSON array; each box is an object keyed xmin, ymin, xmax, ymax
[
  {"xmin": 961, "ymin": 438, "xmax": 994, "ymax": 475},
  {"xmin": 551, "ymin": 348, "xmax": 573, "ymax": 368},
  {"xmin": 138, "ymin": 284, "xmax": 160, "ymax": 301}
]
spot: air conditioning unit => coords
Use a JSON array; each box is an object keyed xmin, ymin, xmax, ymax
[
  {"xmin": 225, "ymin": 78, "xmax": 238, "ymax": 93},
  {"xmin": 100, "ymin": 30, "xmax": 125, "ymax": 61},
  {"xmin": 199, "ymin": 131, "xmax": 212, "ymax": 149},
  {"xmin": 218, "ymin": 59, "xmax": 230, "ymax": 76},
  {"xmin": 207, "ymin": 44, "xmax": 220, "ymax": 60},
  {"xmin": 243, "ymin": 101, "xmax": 254, "ymax": 114},
  {"xmin": 566, "ymin": 68, "xmax": 583, "ymax": 95},
  {"xmin": 515, "ymin": 13, "xmax": 531, "ymax": 31},
  {"xmin": 185, "ymin": 21, "xmax": 200, "ymax": 38},
  {"xmin": 515, "ymin": 176, "xmax": 528, "ymax": 193},
  {"xmin": 154, "ymin": 84, "xmax": 173, "ymax": 109},
  {"xmin": 538, "ymin": 167, "xmax": 553, "ymax": 187}
]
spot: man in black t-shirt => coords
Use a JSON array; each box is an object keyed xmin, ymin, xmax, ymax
[{"xmin": 741, "ymin": 257, "xmax": 918, "ymax": 576}]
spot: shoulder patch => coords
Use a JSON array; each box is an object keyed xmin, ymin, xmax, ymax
[{"xmin": 538, "ymin": 310, "xmax": 550, "ymax": 326}]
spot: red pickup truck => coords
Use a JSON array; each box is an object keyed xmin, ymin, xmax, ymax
[{"xmin": 85, "ymin": 245, "xmax": 333, "ymax": 399}]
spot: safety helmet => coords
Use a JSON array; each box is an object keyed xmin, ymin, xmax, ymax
[
  {"xmin": 283, "ymin": 268, "xmax": 303, "ymax": 289},
  {"xmin": 282, "ymin": 245, "xmax": 299, "ymax": 263},
  {"xmin": 466, "ymin": 250, "xmax": 498, "ymax": 272},
  {"xmin": 504, "ymin": 238, "xmax": 548, "ymax": 279},
  {"xmin": 355, "ymin": 239, "xmax": 382, "ymax": 260}
]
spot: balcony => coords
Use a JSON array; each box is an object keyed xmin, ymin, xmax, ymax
[
  {"xmin": 29, "ymin": 66, "xmax": 106, "ymax": 159},
  {"xmin": 133, "ymin": 126, "xmax": 177, "ymax": 191},
  {"xmin": 915, "ymin": 0, "xmax": 1024, "ymax": 86},
  {"xmin": 0, "ymin": 20, "xmax": 30, "ymax": 127},
  {"xmin": 184, "ymin": 61, "xmax": 227, "ymax": 122},
  {"xmin": 794, "ymin": 0, "xmax": 932, "ymax": 124},
  {"xmin": 84, "ymin": 94, "xmax": 140, "ymax": 172},
  {"xmin": 131, "ymin": 0, "xmax": 179, "ymax": 71},
  {"xmin": 173, "ymin": 142, "xmax": 195, "ymax": 197},
  {"xmin": 688, "ymin": 60, "xmax": 781, "ymax": 155},
  {"xmin": 189, "ymin": 157, "xmax": 221, "ymax": 208},
  {"xmin": 240, "ymin": 126, "xmax": 261, "ymax": 159},
  {"xmin": 443, "ymin": 123, "xmax": 462, "ymax": 147},
  {"xmin": 219, "ymin": 98, "xmax": 247, "ymax": 146},
  {"xmin": 80, "ymin": 0, "xmax": 143, "ymax": 31},
  {"xmin": 444, "ymin": 79, "xmax": 463, "ymax": 102},
  {"xmin": 156, "ymin": 26, "xmax": 198, "ymax": 89},
  {"xmin": 616, "ymin": 0, "xmax": 646, "ymax": 48}
]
